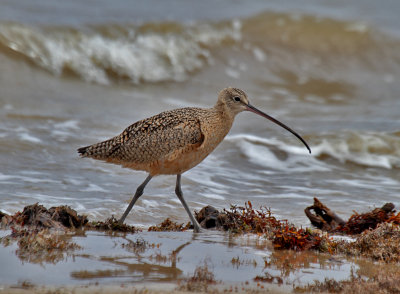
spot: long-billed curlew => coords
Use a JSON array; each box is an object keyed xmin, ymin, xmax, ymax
[{"xmin": 78, "ymin": 87, "xmax": 311, "ymax": 232}]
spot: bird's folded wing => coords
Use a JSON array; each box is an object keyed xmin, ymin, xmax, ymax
[{"xmin": 110, "ymin": 110, "xmax": 204, "ymax": 164}]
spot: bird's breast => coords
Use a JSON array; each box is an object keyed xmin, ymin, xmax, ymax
[{"xmin": 147, "ymin": 110, "xmax": 234, "ymax": 176}]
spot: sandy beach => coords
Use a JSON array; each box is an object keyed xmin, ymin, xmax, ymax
[{"xmin": 1, "ymin": 202, "xmax": 400, "ymax": 293}]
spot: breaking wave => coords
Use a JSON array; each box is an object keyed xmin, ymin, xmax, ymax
[
  {"xmin": 1, "ymin": 11, "xmax": 399, "ymax": 85},
  {"xmin": 0, "ymin": 21, "xmax": 240, "ymax": 85},
  {"xmin": 312, "ymin": 131, "xmax": 400, "ymax": 169},
  {"xmin": 227, "ymin": 131, "xmax": 400, "ymax": 170}
]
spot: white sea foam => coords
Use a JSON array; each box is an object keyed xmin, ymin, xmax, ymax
[
  {"xmin": 51, "ymin": 120, "xmax": 80, "ymax": 140},
  {"xmin": 3, "ymin": 104, "xmax": 13, "ymax": 110},
  {"xmin": 201, "ymin": 193, "xmax": 225, "ymax": 200},
  {"xmin": 311, "ymin": 131, "xmax": 400, "ymax": 169},
  {"xmin": 82, "ymin": 183, "xmax": 108, "ymax": 192},
  {"xmin": 252, "ymin": 46, "xmax": 267, "ymax": 62},
  {"xmin": 141, "ymin": 199, "xmax": 160, "ymax": 208},
  {"xmin": 64, "ymin": 178, "xmax": 84, "ymax": 186},
  {"xmin": 225, "ymin": 134, "xmax": 330, "ymax": 173},
  {"xmin": 0, "ymin": 173, "xmax": 58, "ymax": 184},
  {"xmin": 226, "ymin": 131, "xmax": 400, "ymax": 170},
  {"xmin": 53, "ymin": 120, "xmax": 79, "ymax": 130},
  {"xmin": 19, "ymin": 132, "xmax": 41, "ymax": 143}
]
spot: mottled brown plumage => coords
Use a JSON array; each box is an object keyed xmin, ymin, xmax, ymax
[
  {"xmin": 78, "ymin": 87, "xmax": 311, "ymax": 232},
  {"xmin": 78, "ymin": 107, "xmax": 230, "ymax": 176}
]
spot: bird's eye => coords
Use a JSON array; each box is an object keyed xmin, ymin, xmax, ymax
[{"xmin": 233, "ymin": 96, "xmax": 241, "ymax": 102}]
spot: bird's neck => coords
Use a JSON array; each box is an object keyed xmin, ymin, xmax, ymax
[
  {"xmin": 213, "ymin": 100, "xmax": 236, "ymax": 123},
  {"xmin": 208, "ymin": 103, "xmax": 235, "ymax": 141}
]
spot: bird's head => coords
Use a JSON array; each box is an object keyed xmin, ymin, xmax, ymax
[
  {"xmin": 217, "ymin": 87, "xmax": 250, "ymax": 116},
  {"xmin": 217, "ymin": 87, "xmax": 311, "ymax": 154}
]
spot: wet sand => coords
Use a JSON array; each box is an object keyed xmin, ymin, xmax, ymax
[
  {"xmin": 1, "ymin": 228, "xmax": 399, "ymax": 294},
  {"xmin": 0, "ymin": 225, "xmax": 394, "ymax": 294},
  {"xmin": 1, "ymin": 201, "xmax": 400, "ymax": 293},
  {"xmin": 0, "ymin": 285, "xmax": 288, "ymax": 294}
]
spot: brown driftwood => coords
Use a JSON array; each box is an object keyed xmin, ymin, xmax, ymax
[
  {"xmin": 304, "ymin": 197, "xmax": 346, "ymax": 232},
  {"xmin": 305, "ymin": 197, "xmax": 397, "ymax": 234}
]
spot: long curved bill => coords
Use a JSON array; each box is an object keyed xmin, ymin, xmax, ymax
[{"xmin": 246, "ymin": 103, "xmax": 311, "ymax": 154}]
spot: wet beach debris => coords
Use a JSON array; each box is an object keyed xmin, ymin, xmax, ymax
[
  {"xmin": 335, "ymin": 222, "xmax": 400, "ymax": 263},
  {"xmin": 87, "ymin": 216, "xmax": 139, "ymax": 233},
  {"xmin": 195, "ymin": 201, "xmax": 332, "ymax": 252},
  {"xmin": 1, "ymin": 203, "xmax": 87, "ymax": 229},
  {"xmin": 196, "ymin": 200, "xmax": 400, "ymax": 260},
  {"xmin": 196, "ymin": 202, "xmax": 280, "ymax": 235},
  {"xmin": 0, "ymin": 203, "xmax": 139, "ymax": 233},
  {"xmin": 253, "ymin": 272, "xmax": 283, "ymax": 285},
  {"xmin": 272, "ymin": 225, "xmax": 328, "ymax": 252},
  {"xmin": 339, "ymin": 202, "xmax": 400, "ymax": 234},
  {"xmin": 1, "ymin": 227, "xmax": 81, "ymax": 264},
  {"xmin": 177, "ymin": 260, "xmax": 217, "ymax": 292},
  {"xmin": 305, "ymin": 197, "xmax": 399, "ymax": 234},
  {"xmin": 0, "ymin": 204, "xmax": 136, "ymax": 265},
  {"xmin": 304, "ymin": 197, "xmax": 400, "ymax": 262},
  {"xmin": 148, "ymin": 218, "xmax": 192, "ymax": 232},
  {"xmin": 2, "ymin": 200, "xmax": 400, "ymax": 263},
  {"xmin": 304, "ymin": 197, "xmax": 346, "ymax": 231},
  {"xmin": 294, "ymin": 266, "xmax": 400, "ymax": 293},
  {"xmin": 0, "ymin": 204, "xmax": 85, "ymax": 264}
]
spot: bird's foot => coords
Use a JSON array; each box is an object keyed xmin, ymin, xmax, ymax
[{"xmin": 193, "ymin": 222, "xmax": 202, "ymax": 233}]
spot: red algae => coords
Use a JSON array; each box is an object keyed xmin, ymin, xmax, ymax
[
  {"xmin": 177, "ymin": 260, "xmax": 218, "ymax": 292},
  {"xmin": 87, "ymin": 216, "xmax": 139, "ymax": 233},
  {"xmin": 335, "ymin": 222, "xmax": 400, "ymax": 263},
  {"xmin": 148, "ymin": 218, "xmax": 192, "ymax": 232},
  {"xmin": 295, "ymin": 268, "xmax": 400, "ymax": 293},
  {"xmin": 305, "ymin": 197, "xmax": 399, "ymax": 234},
  {"xmin": 196, "ymin": 201, "xmax": 331, "ymax": 252},
  {"xmin": 1, "ymin": 203, "xmax": 87, "ymax": 229}
]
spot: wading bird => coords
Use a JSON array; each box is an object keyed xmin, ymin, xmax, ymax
[{"xmin": 78, "ymin": 87, "xmax": 311, "ymax": 232}]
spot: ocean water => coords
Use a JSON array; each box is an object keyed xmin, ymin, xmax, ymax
[{"xmin": 0, "ymin": 0, "xmax": 399, "ymax": 227}]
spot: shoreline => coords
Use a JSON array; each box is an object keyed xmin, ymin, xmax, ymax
[{"xmin": 1, "ymin": 203, "xmax": 399, "ymax": 293}]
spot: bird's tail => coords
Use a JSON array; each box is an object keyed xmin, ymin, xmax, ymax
[{"xmin": 77, "ymin": 137, "xmax": 118, "ymax": 159}]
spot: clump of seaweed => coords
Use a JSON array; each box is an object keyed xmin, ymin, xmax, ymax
[
  {"xmin": 0, "ymin": 204, "xmax": 86, "ymax": 264},
  {"xmin": 273, "ymin": 225, "xmax": 328, "ymax": 251},
  {"xmin": 294, "ymin": 267, "xmax": 400, "ymax": 293},
  {"xmin": 87, "ymin": 216, "xmax": 139, "ymax": 233},
  {"xmin": 294, "ymin": 277, "xmax": 346, "ymax": 293},
  {"xmin": 177, "ymin": 260, "xmax": 217, "ymax": 292},
  {"xmin": 221, "ymin": 202, "xmax": 280, "ymax": 235},
  {"xmin": 305, "ymin": 197, "xmax": 400, "ymax": 234},
  {"xmin": 121, "ymin": 237, "xmax": 152, "ymax": 255},
  {"xmin": 231, "ymin": 256, "xmax": 258, "ymax": 268},
  {"xmin": 1, "ymin": 203, "xmax": 87, "ymax": 229},
  {"xmin": 303, "ymin": 198, "xmax": 400, "ymax": 261},
  {"xmin": 1, "ymin": 227, "xmax": 81, "ymax": 264},
  {"xmin": 197, "ymin": 201, "xmax": 332, "ymax": 252},
  {"xmin": 253, "ymin": 272, "xmax": 283, "ymax": 285},
  {"xmin": 196, "ymin": 201, "xmax": 281, "ymax": 235},
  {"xmin": 335, "ymin": 222, "xmax": 400, "ymax": 263},
  {"xmin": 148, "ymin": 218, "xmax": 191, "ymax": 232},
  {"xmin": 339, "ymin": 203, "xmax": 400, "ymax": 235}
]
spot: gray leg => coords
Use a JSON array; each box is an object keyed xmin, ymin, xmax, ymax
[
  {"xmin": 118, "ymin": 174, "xmax": 153, "ymax": 224},
  {"xmin": 175, "ymin": 174, "xmax": 201, "ymax": 233}
]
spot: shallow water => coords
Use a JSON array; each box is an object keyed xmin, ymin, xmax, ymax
[
  {"xmin": 0, "ymin": 229, "xmax": 365, "ymax": 289},
  {"xmin": 0, "ymin": 0, "xmax": 400, "ymax": 228}
]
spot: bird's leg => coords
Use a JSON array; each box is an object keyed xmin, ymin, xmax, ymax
[
  {"xmin": 175, "ymin": 174, "xmax": 201, "ymax": 233},
  {"xmin": 118, "ymin": 174, "xmax": 153, "ymax": 224}
]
